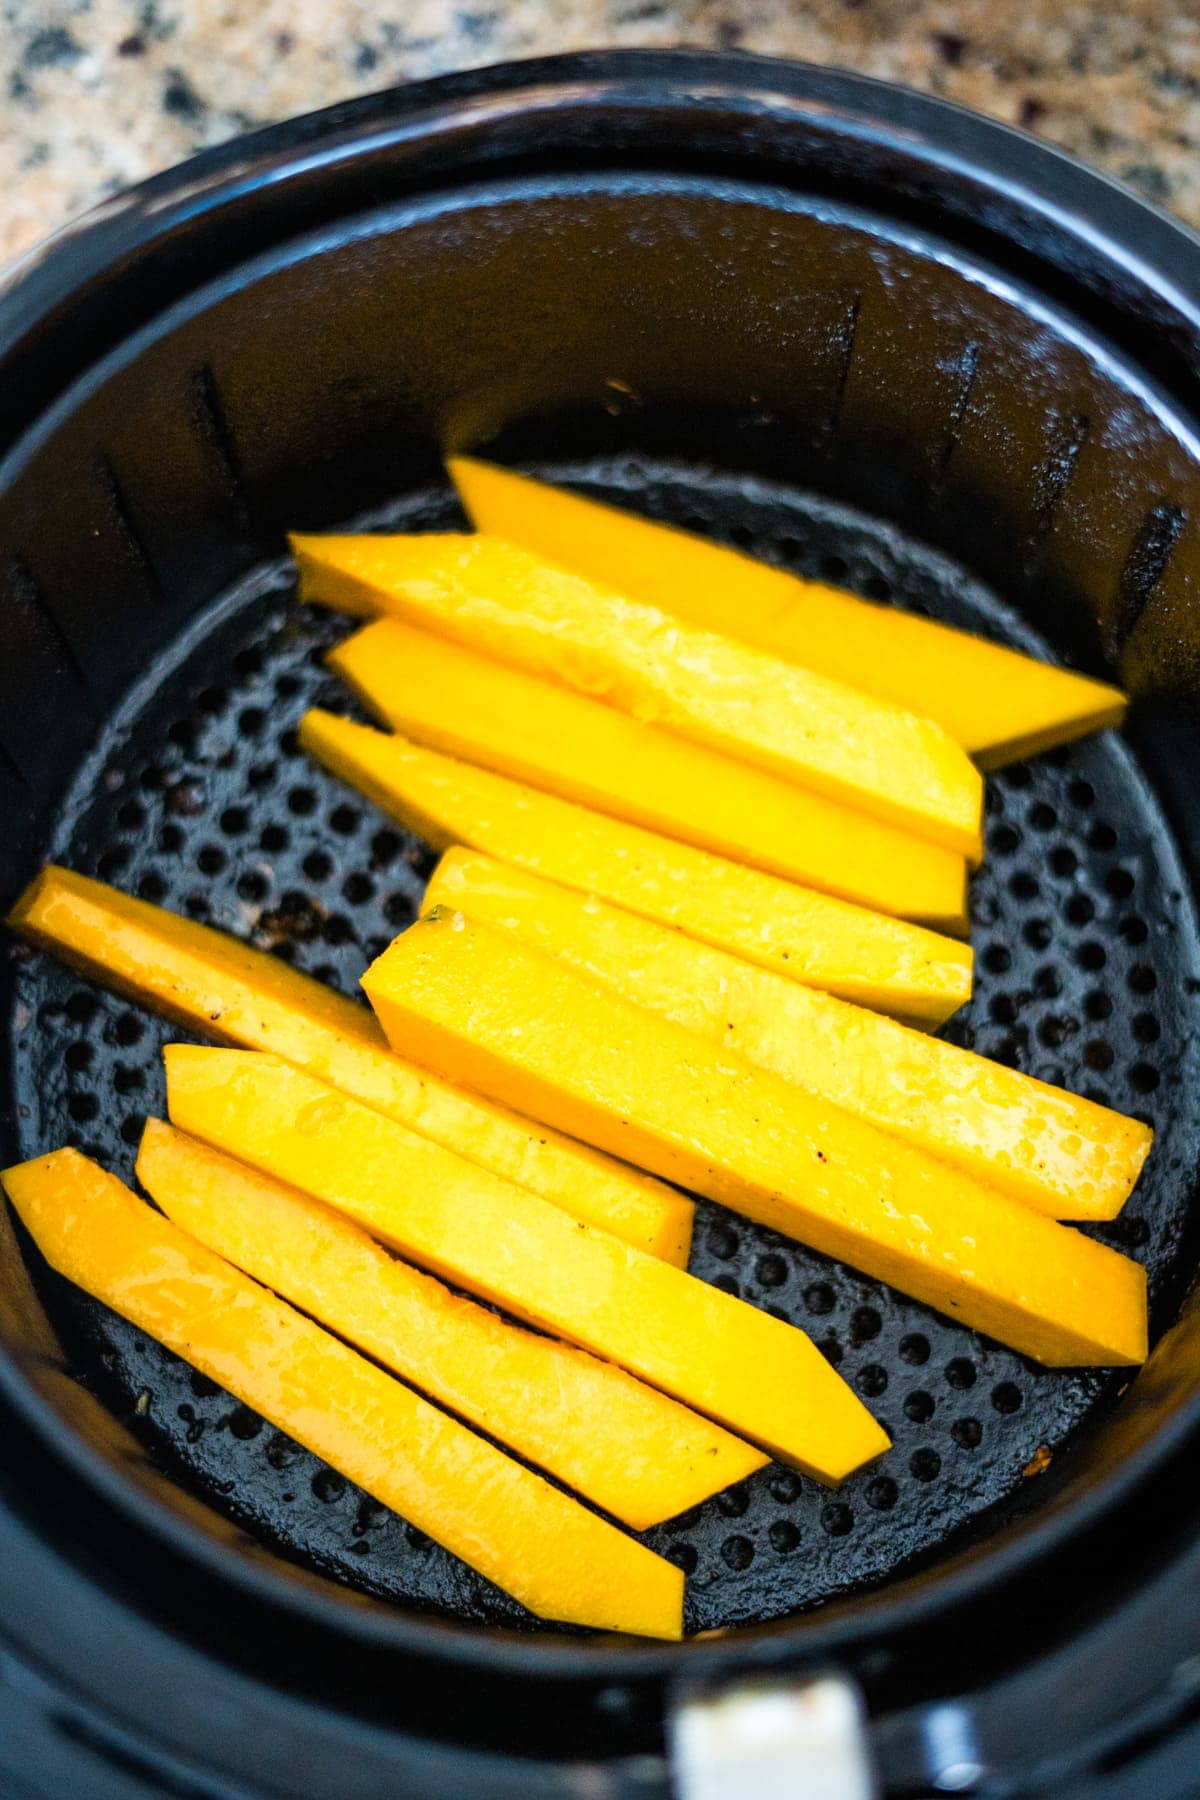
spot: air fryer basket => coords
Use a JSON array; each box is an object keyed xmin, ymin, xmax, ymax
[{"xmin": 3, "ymin": 49, "xmax": 1200, "ymax": 1783}]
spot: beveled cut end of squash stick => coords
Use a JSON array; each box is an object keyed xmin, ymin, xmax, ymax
[
  {"xmin": 6, "ymin": 863, "xmax": 693, "ymax": 1267},
  {"xmin": 299, "ymin": 709, "xmax": 974, "ymax": 1026},
  {"xmin": 1, "ymin": 1147, "xmax": 684, "ymax": 1637},
  {"xmin": 448, "ymin": 456, "xmax": 1128, "ymax": 769},
  {"xmin": 137, "ymin": 1118, "xmax": 766, "ymax": 1529}
]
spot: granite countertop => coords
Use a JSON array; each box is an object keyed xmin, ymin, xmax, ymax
[{"xmin": 1, "ymin": 2, "xmax": 1199, "ymax": 266}]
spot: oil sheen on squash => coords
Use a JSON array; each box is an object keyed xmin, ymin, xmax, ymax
[
  {"xmin": 364, "ymin": 912, "xmax": 1148, "ymax": 1369},
  {"xmin": 293, "ymin": 532, "xmax": 984, "ymax": 860},
  {"xmin": 0, "ymin": 1148, "xmax": 684, "ymax": 1637}
]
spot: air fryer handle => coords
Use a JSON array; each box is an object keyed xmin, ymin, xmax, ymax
[{"xmin": 668, "ymin": 1672, "xmax": 878, "ymax": 1800}]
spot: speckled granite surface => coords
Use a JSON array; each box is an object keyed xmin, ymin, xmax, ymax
[{"xmin": 1, "ymin": 2, "xmax": 1199, "ymax": 266}]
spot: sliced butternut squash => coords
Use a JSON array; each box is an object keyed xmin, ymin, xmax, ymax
[
  {"xmin": 449, "ymin": 456, "xmax": 1128, "ymax": 770},
  {"xmin": 137, "ymin": 1120, "xmax": 761, "ymax": 1528},
  {"xmin": 300, "ymin": 711, "xmax": 972, "ymax": 1027},
  {"xmin": 163, "ymin": 1046, "xmax": 891, "ymax": 1482},
  {"xmin": 0, "ymin": 1147, "xmax": 683, "ymax": 1637},
  {"xmin": 320, "ymin": 616, "xmax": 966, "ymax": 931},
  {"xmin": 8, "ymin": 865, "xmax": 691, "ymax": 1264},
  {"xmin": 426, "ymin": 849, "xmax": 1152, "ymax": 1222},
  {"xmin": 363, "ymin": 913, "xmax": 1148, "ymax": 1369},
  {"xmin": 294, "ymin": 533, "xmax": 983, "ymax": 860}
]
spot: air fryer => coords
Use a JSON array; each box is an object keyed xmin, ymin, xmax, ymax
[{"xmin": 1, "ymin": 50, "xmax": 1200, "ymax": 1800}]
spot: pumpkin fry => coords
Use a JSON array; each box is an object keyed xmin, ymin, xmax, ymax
[
  {"xmin": 7, "ymin": 865, "xmax": 692, "ymax": 1264},
  {"xmin": 364, "ymin": 911, "xmax": 1148, "ymax": 1369},
  {"xmin": 319, "ymin": 613, "xmax": 967, "ymax": 930},
  {"xmin": 1, "ymin": 1148, "xmax": 684, "ymax": 1638},
  {"xmin": 163, "ymin": 1046, "xmax": 891, "ymax": 1483},
  {"xmin": 300, "ymin": 710, "xmax": 972, "ymax": 1027},
  {"xmin": 138, "ymin": 1119, "xmax": 764, "ymax": 1529},
  {"xmin": 449, "ymin": 456, "xmax": 1127, "ymax": 769},
  {"xmin": 426, "ymin": 848, "xmax": 1151, "ymax": 1222},
  {"xmin": 295, "ymin": 533, "xmax": 983, "ymax": 859}
]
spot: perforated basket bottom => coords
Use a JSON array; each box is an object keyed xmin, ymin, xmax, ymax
[{"xmin": 5, "ymin": 459, "xmax": 1200, "ymax": 1636}]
